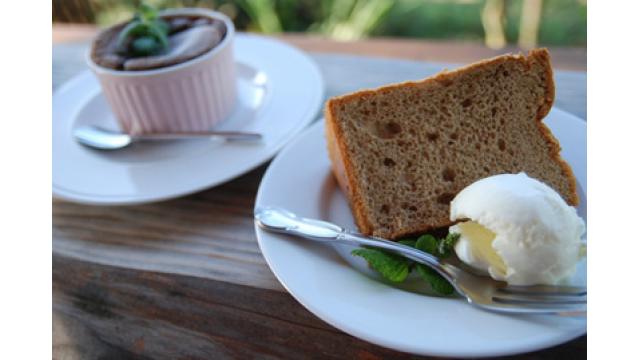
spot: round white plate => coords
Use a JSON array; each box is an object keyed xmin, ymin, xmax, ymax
[
  {"xmin": 53, "ymin": 34, "xmax": 324, "ymax": 205},
  {"xmin": 254, "ymin": 107, "xmax": 586, "ymax": 358}
]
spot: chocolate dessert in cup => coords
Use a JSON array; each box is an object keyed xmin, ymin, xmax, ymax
[{"xmin": 87, "ymin": 5, "xmax": 236, "ymax": 135}]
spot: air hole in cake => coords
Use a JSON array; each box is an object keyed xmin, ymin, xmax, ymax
[
  {"xmin": 450, "ymin": 132, "xmax": 459, "ymax": 140},
  {"xmin": 380, "ymin": 204, "xmax": 390, "ymax": 214},
  {"xmin": 498, "ymin": 139, "xmax": 506, "ymax": 151},
  {"xmin": 376, "ymin": 121, "xmax": 402, "ymax": 139},
  {"xmin": 503, "ymin": 70, "xmax": 509, "ymax": 77},
  {"xmin": 437, "ymin": 192, "xmax": 455, "ymax": 205},
  {"xmin": 438, "ymin": 105, "xmax": 451, "ymax": 116},
  {"xmin": 442, "ymin": 167, "xmax": 456, "ymax": 182},
  {"xmin": 383, "ymin": 158, "xmax": 396, "ymax": 166},
  {"xmin": 461, "ymin": 98, "xmax": 472, "ymax": 108},
  {"xmin": 427, "ymin": 132, "xmax": 439, "ymax": 141},
  {"xmin": 491, "ymin": 107, "xmax": 497, "ymax": 117}
]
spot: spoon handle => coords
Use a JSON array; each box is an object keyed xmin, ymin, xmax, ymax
[{"xmin": 135, "ymin": 131, "xmax": 262, "ymax": 142}]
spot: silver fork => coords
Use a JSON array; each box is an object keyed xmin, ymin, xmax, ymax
[{"xmin": 254, "ymin": 206, "xmax": 586, "ymax": 315}]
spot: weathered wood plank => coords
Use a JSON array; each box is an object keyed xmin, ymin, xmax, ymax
[
  {"xmin": 53, "ymin": 255, "xmax": 586, "ymax": 359},
  {"xmin": 53, "ymin": 255, "xmax": 417, "ymax": 359},
  {"xmin": 53, "ymin": 165, "xmax": 283, "ymax": 291}
]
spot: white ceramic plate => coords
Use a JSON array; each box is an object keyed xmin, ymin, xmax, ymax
[
  {"xmin": 254, "ymin": 108, "xmax": 586, "ymax": 358},
  {"xmin": 53, "ymin": 34, "xmax": 324, "ymax": 205}
]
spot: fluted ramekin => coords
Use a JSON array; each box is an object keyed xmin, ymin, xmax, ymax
[{"xmin": 87, "ymin": 8, "xmax": 236, "ymax": 135}]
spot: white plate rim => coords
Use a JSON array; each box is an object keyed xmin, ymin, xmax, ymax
[
  {"xmin": 53, "ymin": 34, "xmax": 324, "ymax": 205},
  {"xmin": 254, "ymin": 107, "xmax": 586, "ymax": 357}
]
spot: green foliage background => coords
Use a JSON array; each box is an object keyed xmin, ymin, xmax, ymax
[{"xmin": 52, "ymin": 0, "xmax": 586, "ymax": 47}]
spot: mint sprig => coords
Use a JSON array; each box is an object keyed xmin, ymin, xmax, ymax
[
  {"xmin": 352, "ymin": 248, "xmax": 410, "ymax": 282},
  {"xmin": 398, "ymin": 239, "xmax": 417, "ymax": 247},
  {"xmin": 439, "ymin": 233, "xmax": 460, "ymax": 258},
  {"xmin": 416, "ymin": 234, "xmax": 439, "ymax": 254},
  {"xmin": 351, "ymin": 232, "xmax": 459, "ymax": 295},
  {"xmin": 116, "ymin": 3, "xmax": 169, "ymax": 57},
  {"xmin": 415, "ymin": 264, "xmax": 454, "ymax": 295}
]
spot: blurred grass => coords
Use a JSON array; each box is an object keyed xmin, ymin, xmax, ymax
[{"xmin": 52, "ymin": 0, "xmax": 586, "ymax": 47}]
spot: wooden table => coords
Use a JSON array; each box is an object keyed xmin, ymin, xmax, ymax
[{"xmin": 53, "ymin": 26, "xmax": 587, "ymax": 359}]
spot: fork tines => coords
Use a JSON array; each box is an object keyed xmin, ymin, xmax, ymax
[
  {"xmin": 499, "ymin": 285, "xmax": 587, "ymax": 296},
  {"xmin": 493, "ymin": 285, "xmax": 586, "ymax": 307}
]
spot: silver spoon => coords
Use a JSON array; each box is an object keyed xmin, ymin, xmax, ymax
[{"xmin": 73, "ymin": 125, "xmax": 263, "ymax": 150}]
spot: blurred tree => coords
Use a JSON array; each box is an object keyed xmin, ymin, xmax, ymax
[
  {"xmin": 518, "ymin": 0, "xmax": 543, "ymax": 48},
  {"xmin": 236, "ymin": 0, "xmax": 282, "ymax": 32},
  {"xmin": 52, "ymin": 0, "xmax": 587, "ymax": 48},
  {"xmin": 310, "ymin": 0, "xmax": 394, "ymax": 41},
  {"xmin": 482, "ymin": 0, "xmax": 506, "ymax": 49}
]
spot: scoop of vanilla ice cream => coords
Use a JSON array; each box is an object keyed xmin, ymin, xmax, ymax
[{"xmin": 449, "ymin": 173, "xmax": 585, "ymax": 285}]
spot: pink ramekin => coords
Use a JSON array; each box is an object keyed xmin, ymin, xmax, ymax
[{"xmin": 87, "ymin": 8, "xmax": 236, "ymax": 135}]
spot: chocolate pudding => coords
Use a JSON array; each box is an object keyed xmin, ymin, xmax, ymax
[{"xmin": 91, "ymin": 14, "xmax": 227, "ymax": 71}]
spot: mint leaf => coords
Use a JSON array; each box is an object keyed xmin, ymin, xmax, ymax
[
  {"xmin": 438, "ymin": 232, "xmax": 460, "ymax": 258},
  {"xmin": 416, "ymin": 234, "xmax": 439, "ymax": 255},
  {"xmin": 117, "ymin": 3, "xmax": 169, "ymax": 57},
  {"xmin": 416, "ymin": 264, "xmax": 455, "ymax": 295},
  {"xmin": 352, "ymin": 248, "xmax": 409, "ymax": 283},
  {"xmin": 139, "ymin": 3, "xmax": 159, "ymax": 22},
  {"xmin": 398, "ymin": 239, "xmax": 417, "ymax": 247},
  {"xmin": 351, "ymin": 232, "xmax": 459, "ymax": 296},
  {"xmin": 131, "ymin": 36, "xmax": 161, "ymax": 56},
  {"xmin": 414, "ymin": 234, "xmax": 456, "ymax": 295}
]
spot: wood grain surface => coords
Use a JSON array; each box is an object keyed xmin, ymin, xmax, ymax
[
  {"xmin": 53, "ymin": 255, "xmax": 587, "ymax": 360},
  {"xmin": 53, "ymin": 28, "xmax": 587, "ymax": 359}
]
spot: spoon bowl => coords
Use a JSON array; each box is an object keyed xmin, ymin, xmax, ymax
[{"xmin": 74, "ymin": 126, "xmax": 133, "ymax": 150}]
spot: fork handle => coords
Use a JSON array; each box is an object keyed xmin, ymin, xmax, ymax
[{"xmin": 254, "ymin": 206, "xmax": 457, "ymax": 283}]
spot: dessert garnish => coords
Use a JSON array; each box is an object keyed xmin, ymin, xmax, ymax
[
  {"xmin": 352, "ymin": 232, "xmax": 460, "ymax": 295},
  {"xmin": 116, "ymin": 3, "xmax": 170, "ymax": 57},
  {"xmin": 91, "ymin": 3, "xmax": 227, "ymax": 71}
]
